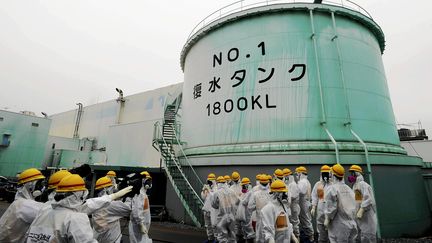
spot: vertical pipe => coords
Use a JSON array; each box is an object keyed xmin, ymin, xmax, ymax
[
  {"xmin": 73, "ymin": 103, "xmax": 83, "ymax": 139},
  {"xmin": 331, "ymin": 11, "xmax": 381, "ymax": 239},
  {"xmin": 310, "ymin": 9, "xmax": 339, "ymax": 163}
]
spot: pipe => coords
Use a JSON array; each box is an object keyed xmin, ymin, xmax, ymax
[
  {"xmin": 330, "ymin": 11, "xmax": 381, "ymax": 239},
  {"xmin": 73, "ymin": 103, "xmax": 83, "ymax": 139},
  {"xmin": 349, "ymin": 128, "xmax": 381, "ymax": 239},
  {"xmin": 310, "ymin": 9, "xmax": 340, "ymax": 163}
]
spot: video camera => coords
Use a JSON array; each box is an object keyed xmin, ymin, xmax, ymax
[{"xmin": 118, "ymin": 172, "xmax": 143, "ymax": 200}]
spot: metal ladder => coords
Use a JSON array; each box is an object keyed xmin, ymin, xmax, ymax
[{"xmin": 153, "ymin": 95, "xmax": 204, "ymax": 227}]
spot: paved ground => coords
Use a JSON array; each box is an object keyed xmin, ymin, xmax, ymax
[{"xmin": 1, "ymin": 200, "xmax": 432, "ymax": 242}]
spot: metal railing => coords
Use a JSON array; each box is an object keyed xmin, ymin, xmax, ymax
[
  {"xmin": 169, "ymin": 124, "xmax": 204, "ymax": 190},
  {"xmin": 186, "ymin": 0, "xmax": 372, "ymax": 42}
]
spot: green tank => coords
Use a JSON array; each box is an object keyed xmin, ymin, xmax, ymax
[{"xmin": 175, "ymin": 2, "xmax": 431, "ymax": 237}]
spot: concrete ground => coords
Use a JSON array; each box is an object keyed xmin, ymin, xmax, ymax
[{"xmin": 1, "ymin": 201, "xmax": 431, "ymax": 242}]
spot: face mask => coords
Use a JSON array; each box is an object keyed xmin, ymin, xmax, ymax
[
  {"xmin": 321, "ymin": 172, "xmax": 330, "ymax": 182},
  {"xmin": 241, "ymin": 184, "xmax": 249, "ymax": 193},
  {"xmin": 348, "ymin": 175, "xmax": 357, "ymax": 183},
  {"xmin": 76, "ymin": 190, "xmax": 89, "ymax": 201},
  {"xmin": 144, "ymin": 182, "xmax": 152, "ymax": 190},
  {"xmin": 207, "ymin": 180, "xmax": 213, "ymax": 186}
]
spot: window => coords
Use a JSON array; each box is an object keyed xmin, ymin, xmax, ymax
[
  {"xmin": 31, "ymin": 123, "xmax": 39, "ymax": 127},
  {"xmin": 1, "ymin": 134, "xmax": 11, "ymax": 147}
]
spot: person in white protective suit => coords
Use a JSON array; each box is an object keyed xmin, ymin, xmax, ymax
[
  {"xmin": 107, "ymin": 170, "xmax": 119, "ymax": 192},
  {"xmin": 295, "ymin": 166, "xmax": 314, "ymax": 242},
  {"xmin": 211, "ymin": 175, "xmax": 240, "ymax": 243},
  {"xmin": 129, "ymin": 171, "xmax": 153, "ymax": 243},
  {"xmin": 92, "ymin": 176, "xmax": 132, "ymax": 243},
  {"xmin": 283, "ymin": 168, "xmax": 300, "ymax": 239},
  {"xmin": 235, "ymin": 177, "xmax": 255, "ymax": 242},
  {"xmin": 262, "ymin": 179, "xmax": 299, "ymax": 243},
  {"xmin": 348, "ymin": 165, "xmax": 377, "ymax": 243},
  {"xmin": 324, "ymin": 164, "xmax": 358, "ymax": 243},
  {"xmin": 26, "ymin": 174, "xmax": 132, "ymax": 243},
  {"xmin": 248, "ymin": 174, "xmax": 272, "ymax": 243},
  {"xmin": 311, "ymin": 165, "xmax": 332, "ymax": 243},
  {"xmin": 253, "ymin": 174, "xmax": 262, "ymax": 192},
  {"xmin": 0, "ymin": 168, "xmax": 46, "ymax": 242},
  {"xmin": 201, "ymin": 173, "xmax": 217, "ymax": 243},
  {"xmin": 230, "ymin": 171, "xmax": 242, "ymax": 197}
]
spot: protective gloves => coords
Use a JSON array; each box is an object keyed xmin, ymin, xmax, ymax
[
  {"xmin": 310, "ymin": 206, "xmax": 316, "ymax": 217},
  {"xmin": 291, "ymin": 233, "xmax": 300, "ymax": 243},
  {"xmin": 139, "ymin": 223, "xmax": 148, "ymax": 234},
  {"xmin": 357, "ymin": 207, "xmax": 364, "ymax": 219},
  {"xmin": 268, "ymin": 237, "xmax": 275, "ymax": 243},
  {"xmin": 324, "ymin": 216, "xmax": 330, "ymax": 229},
  {"xmin": 110, "ymin": 186, "xmax": 133, "ymax": 200}
]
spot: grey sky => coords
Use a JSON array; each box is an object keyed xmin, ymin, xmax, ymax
[{"xmin": 0, "ymin": 0, "xmax": 431, "ymax": 134}]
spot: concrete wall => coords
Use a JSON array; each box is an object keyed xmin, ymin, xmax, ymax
[
  {"xmin": 401, "ymin": 140, "xmax": 432, "ymax": 162},
  {"xmin": 0, "ymin": 110, "xmax": 51, "ymax": 176}
]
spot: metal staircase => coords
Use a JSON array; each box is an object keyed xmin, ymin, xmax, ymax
[{"xmin": 153, "ymin": 94, "xmax": 204, "ymax": 227}]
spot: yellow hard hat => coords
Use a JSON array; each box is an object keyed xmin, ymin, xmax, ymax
[
  {"xmin": 18, "ymin": 168, "xmax": 45, "ymax": 185},
  {"xmin": 95, "ymin": 176, "xmax": 113, "ymax": 190},
  {"xmin": 207, "ymin": 173, "xmax": 216, "ymax": 181},
  {"xmin": 56, "ymin": 174, "xmax": 86, "ymax": 192},
  {"xmin": 217, "ymin": 176, "xmax": 226, "ymax": 183},
  {"xmin": 241, "ymin": 177, "xmax": 251, "ymax": 185},
  {"xmin": 295, "ymin": 166, "xmax": 307, "ymax": 174},
  {"xmin": 256, "ymin": 174, "xmax": 262, "ymax": 180},
  {"xmin": 274, "ymin": 169, "xmax": 284, "ymax": 179},
  {"xmin": 270, "ymin": 179, "xmax": 288, "ymax": 192},
  {"xmin": 349, "ymin": 165, "xmax": 363, "ymax": 174},
  {"xmin": 48, "ymin": 170, "xmax": 72, "ymax": 189},
  {"xmin": 224, "ymin": 175, "xmax": 231, "ymax": 181},
  {"xmin": 267, "ymin": 175, "xmax": 272, "ymax": 180},
  {"xmin": 231, "ymin": 171, "xmax": 240, "ymax": 181},
  {"xmin": 140, "ymin": 171, "xmax": 152, "ymax": 179},
  {"xmin": 283, "ymin": 168, "xmax": 292, "ymax": 176},
  {"xmin": 259, "ymin": 175, "xmax": 270, "ymax": 183},
  {"xmin": 332, "ymin": 164, "xmax": 345, "ymax": 178},
  {"xmin": 320, "ymin": 165, "xmax": 331, "ymax": 173},
  {"xmin": 106, "ymin": 171, "xmax": 116, "ymax": 177}
]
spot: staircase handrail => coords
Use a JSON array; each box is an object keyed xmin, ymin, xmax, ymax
[
  {"xmin": 169, "ymin": 123, "xmax": 204, "ymax": 187},
  {"xmin": 157, "ymin": 123, "xmax": 204, "ymax": 205}
]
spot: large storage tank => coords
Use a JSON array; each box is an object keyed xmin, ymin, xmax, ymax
[{"xmin": 175, "ymin": 1, "xmax": 431, "ymax": 237}]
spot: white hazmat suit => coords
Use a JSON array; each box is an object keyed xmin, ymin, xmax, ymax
[
  {"xmin": 92, "ymin": 187, "xmax": 132, "ymax": 243},
  {"xmin": 285, "ymin": 175, "xmax": 300, "ymax": 238},
  {"xmin": 297, "ymin": 173, "xmax": 314, "ymax": 240},
  {"xmin": 261, "ymin": 194, "xmax": 293, "ymax": 243},
  {"xmin": 236, "ymin": 184, "xmax": 255, "ymax": 241},
  {"xmin": 211, "ymin": 182, "xmax": 239, "ymax": 243},
  {"xmin": 324, "ymin": 179, "xmax": 358, "ymax": 243},
  {"xmin": 202, "ymin": 181, "xmax": 217, "ymax": 241},
  {"xmin": 311, "ymin": 178, "xmax": 331, "ymax": 242},
  {"xmin": 353, "ymin": 173, "xmax": 377, "ymax": 243},
  {"xmin": 129, "ymin": 186, "xmax": 152, "ymax": 243},
  {"xmin": 0, "ymin": 183, "xmax": 45, "ymax": 242},
  {"xmin": 26, "ymin": 190, "xmax": 97, "ymax": 243},
  {"xmin": 248, "ymin": 183, "xmax": 271, "ymax": 243}
]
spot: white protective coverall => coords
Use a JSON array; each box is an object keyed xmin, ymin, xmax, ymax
[
  {"xmin": 211, "ymin": 182, "xmax": 240, "ymax": 243},
  {"xmin": 202, "ymin": 182, "xmax": 217, "ymax": 241},
  {"xmin": 92, "ymin": 188, "xmax": 132, "ymax": 243},
  {"xmin": 230, "ymin": 180, "xmax": 242, "ymax": 197},
  {"xmin": 297, "ymin": 173, "xmax": 314, "ymax": 239},
  {"xmin": 261, "ymin": 195, "xmax": 293, "ymax": 243},
  {"xmin": 324, "ymin": 179, "xmax": 358, "ymax": 243},
  {"xmin": 235, "ymin": 184, "xmax": 255, "ymax": 240},
  {"xmin": 353, "ymin": 174, "xmax": 377, "ymax": 243},
  {"xmin": 129, "ymin": 187, "xmax": 152, "ymax": 243},
  {"xmin": 248, "ymin": 183, "xmax": 271, "ymax": 243},
  {"xmin": 311, "ymin": 179, "xmax": 331, "ymax": 243},
  {"xmin": 285, "ymin": 175, "xmax": 300, "ymax": 238},
  {"xmin": 26, "ymin": 190, "xmax": 97, "ymax": 243},
  {"xmin": 0, "ymin": 184, "xmax": 44, "ymax": 243}
]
